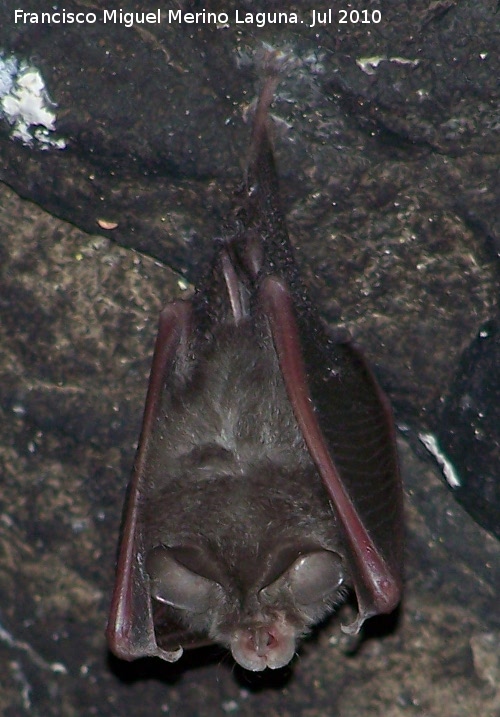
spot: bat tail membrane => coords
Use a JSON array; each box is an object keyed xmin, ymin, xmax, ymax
[{"xmin": 106, "ymin": 302, "xmax": 191, "ymax": 661}]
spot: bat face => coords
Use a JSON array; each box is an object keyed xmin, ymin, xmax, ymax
[
  {"xmin": 146, "ymin": 544, "xmax": 345, "ymax": 671},
  {"xmin": 106, "ymin": 68, "xmax": 403, "ymax": 672}
]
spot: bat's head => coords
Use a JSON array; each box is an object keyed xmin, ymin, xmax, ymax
[{"xmin": 146, "ymin": 542, "xmax": 346, "ymax": 671}]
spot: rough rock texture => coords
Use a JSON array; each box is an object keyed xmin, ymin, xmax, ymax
[{"xmin": 0, "ymin": 1, "xmax": 499, "ymax": 714}]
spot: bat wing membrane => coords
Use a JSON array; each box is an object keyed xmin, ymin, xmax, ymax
[
  {"xmin": 260, "ymin": 277, "xmax": 403, "ymax": 633},
  {"xmin": 106, "ymin": 302, "xmax": 191, "ymax": 661}
]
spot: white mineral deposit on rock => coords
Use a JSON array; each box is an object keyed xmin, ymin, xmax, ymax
[{"xmin": 0, "ymin": 53, "xmax": 66, "ymax": 149}]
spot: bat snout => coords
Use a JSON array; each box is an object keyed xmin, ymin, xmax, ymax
[
  {"xmin": 251, "ymin": 625, "xmax": 278, "ymax": 656},
  {"xmin": 230, "ymin": 617, "xmax": 297, "ymax": 671}
]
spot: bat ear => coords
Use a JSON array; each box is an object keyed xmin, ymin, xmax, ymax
[
  {"xmin": 146, "ymin": 546, "xmax": 221, "ymax": 614},
  {"xmin": 260, "ymin": 550, "xmax": 345, "ymax": 609}
]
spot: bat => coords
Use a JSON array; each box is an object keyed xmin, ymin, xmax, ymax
[{"xmin": 106, "ymin": 67, "xmax": 403, "ymax": 672}]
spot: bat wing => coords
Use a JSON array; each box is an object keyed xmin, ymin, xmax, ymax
[
  {"xmin": 106, "ymin": 301, "xmax": 192, "ymax": 661},
  {"xmin": 243, "ymin": 77, "xmax": 403, "ymax": 633},
  {"xmin": 260, "ymin": 276, "xmax": 403, "ymax": 633}
]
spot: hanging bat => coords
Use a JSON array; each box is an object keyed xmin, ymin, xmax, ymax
[{"xmin": 106, "ymin": 69, "xmax": 403, "ymax": 672}]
